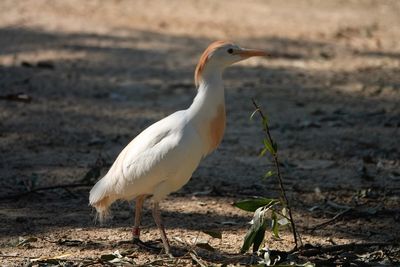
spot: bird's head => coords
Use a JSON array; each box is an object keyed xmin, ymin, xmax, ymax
[{"xmin": 195, "ymin": 40, "xmax": 267, "ymax": 87}]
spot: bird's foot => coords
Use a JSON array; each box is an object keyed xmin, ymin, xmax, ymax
[{"xmin": 160, "ymin": 242, "xmax": 172, "ymax": 257}]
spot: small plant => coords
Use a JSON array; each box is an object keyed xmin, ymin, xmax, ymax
[{"xmin": 235, "ymin": 99, "xmax": 301, "ymax": 253}]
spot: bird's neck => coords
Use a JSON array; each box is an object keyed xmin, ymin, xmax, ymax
[{"xmin": 188, "ymin": 68, "xmax": 226, "ymax": 155}]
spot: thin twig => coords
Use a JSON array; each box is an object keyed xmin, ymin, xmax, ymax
[
  {"xmin": 251, "ymin": 98, "xmax": 301, "ymax": 249},
  {"xmin": 0, "ymin": 183, "xmax": 93, "ymax": 200},
  {"xmin": 309, "ymin": 207, "xmax": 352, "ymax": 231}
]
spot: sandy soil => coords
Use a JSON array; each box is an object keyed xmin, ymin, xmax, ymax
[{"xmin": 0, "ymin": 0, "xmax": 399, "ymax": 266}]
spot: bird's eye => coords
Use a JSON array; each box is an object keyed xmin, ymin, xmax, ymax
[{"xmin": 227, "ymin": 48, "xmax": 233, "ymax": 54}]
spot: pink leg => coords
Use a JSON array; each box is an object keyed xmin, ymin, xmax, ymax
[
  {"xmin": 151, "ymin": 201, "xmax": 171, "ymax": 255},
  {"xmin": 132, "ymin": 195, "xmax": 146, "ymax": 240}
]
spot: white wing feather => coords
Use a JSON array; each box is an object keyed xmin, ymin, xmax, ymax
[{"xmin": 89, "ymin": 110, "xmax": 203, "ymax": 215}]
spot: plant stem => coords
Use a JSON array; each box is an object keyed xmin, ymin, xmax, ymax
[{"xmin": 251, "ymin": 98, "xmax": 301, "ymax": 249}]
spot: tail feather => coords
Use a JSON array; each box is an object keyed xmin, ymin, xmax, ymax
[{"xmin": 89, "ymin": 176, "xmax": 114, "ymax": 223}]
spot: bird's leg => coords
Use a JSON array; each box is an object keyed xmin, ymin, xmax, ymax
[
  {"xmin": 132, "ymin": 195, "xmax": 146, "ymax": 240},
  {"xmin": 152, "ymin": 201, "xmax": 171, "ymax": 255},
  {"xmin": 131, "ymin": 195, "xmax": 163, "ymax": 252}
]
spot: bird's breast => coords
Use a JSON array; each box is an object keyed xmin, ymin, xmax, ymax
[{"xmin": 207, "ymin": 104, "xmax": 226, "ymax": 153}]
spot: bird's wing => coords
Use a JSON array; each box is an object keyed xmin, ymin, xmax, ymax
[{"xmin": 103, "ymin": 110, "xmax": 190, "ymax": 196}]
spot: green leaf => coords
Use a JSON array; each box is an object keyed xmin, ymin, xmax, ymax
[
  {"xmin": 262, "ymin": 116, "xmax": 269, "ymax": 129},
  {"xmin": 252, "ymin": 219, "xmax": 268, "ymax": 252},
  {"xmin": 202, "ymin": 230, "xmax": 222, "ymax": 239},
  {"xmin": 241, "ymin": 208, "xmax": 265, "ymax": 253},
  {"xmin": 259, "ymin": 147, "xmax": 268, "ymax": 157},
  {"xmin": 271, "ymin": 211, "xmax": 280, "ymax": 238},
  {"xmin": 272, "ymin": 141, "xmax": 278, "ymax": 153},
  {"xmin": 241, "ymin": 227, "xmax": 257, "ymax": 253},
  {"xmin": 263, "ymin": 138, "xmax": 276, "ymax": 155},
  {"xmin": 234, "ymin": 198, "xmax": 278, "ymax": 212},
  {"xmin": 264, "ymin": 170, "xmax": 274, "ymax": 178}
]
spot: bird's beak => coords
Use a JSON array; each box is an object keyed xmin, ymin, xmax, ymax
[{"xmin": 233, "ymin": 48, "xmax": 268, "ymax": 58}]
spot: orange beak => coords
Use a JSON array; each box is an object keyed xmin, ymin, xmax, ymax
[{"xmin": 234, "ymin": 48, "xmax": 268, "ymax": 58}]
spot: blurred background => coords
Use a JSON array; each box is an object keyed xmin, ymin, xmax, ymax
[{"xmin": 0, "ymin": 0, "xmax": 399, "ymax": 265}]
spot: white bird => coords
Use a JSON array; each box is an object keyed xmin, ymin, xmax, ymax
[{"xmin": 89, "ymin": 40, "xmax": 266, "ymax": 255}]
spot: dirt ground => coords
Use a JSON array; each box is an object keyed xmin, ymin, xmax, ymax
[{"xmin": 0, "ymin": 0, "xmax": 399, "ymax": 266}]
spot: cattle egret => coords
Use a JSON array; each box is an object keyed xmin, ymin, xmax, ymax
[{"xmin": 89, "ymin": 41, "xmax": 266, "ymax": 255}]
